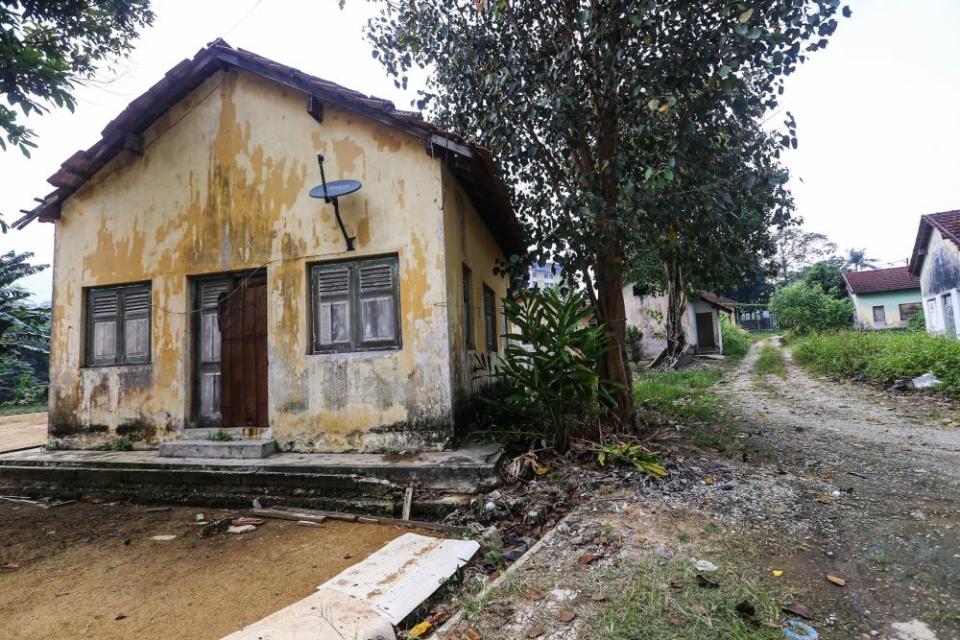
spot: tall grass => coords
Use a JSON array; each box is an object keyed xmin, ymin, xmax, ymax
[
  {"xmin": 719, "ymin": 317, "xmax": 750, "ymax": 359},
  {"xmin": 791, "ymin": 330, "xmax": 960, "ymax": 396}
]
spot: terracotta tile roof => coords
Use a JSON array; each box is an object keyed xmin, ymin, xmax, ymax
[
  {"xmin": 13, "ymin": 39, "xmax": 525, "ymax": 255},
  {"xmin": 698, "ymin": 290, "xmax": 734, "ymax": 312},
  {"xmin": 842, "ymin": 266, "xmax": 920, "ymax": 295},
  {"xmin": 909, "ymin": 209, "xmax": 960, "ymax": 276}
]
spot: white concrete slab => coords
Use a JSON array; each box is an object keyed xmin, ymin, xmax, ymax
[
  {"xmin": 221, "ymin": 588, "xmax": 395, "ymax": 640},
  {"xmin": 320, "ymin": 533, "xmax": 479, "ymax": 625}
]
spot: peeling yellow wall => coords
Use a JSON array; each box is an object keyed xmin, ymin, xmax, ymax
[
  {"xmin": 440, "ymin": 166, "xmax": 509, "ymax": 414},
  {"xmin": 49, "ymin": 69, "xmax": 462, "ymax": 451}
]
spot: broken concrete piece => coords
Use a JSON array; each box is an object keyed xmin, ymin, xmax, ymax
[
  {"xmin": 890, "ymin": 620, "xmax": 938, "ymax": 640},
  {"xmin": 221, "ymin": 587, "xmax": 395, "ymax": 640},
  {"xmin": 227, "ymin": 525, "xmax": 256, "ymax": 534},
  {"xmin": 479, "ymin": 526, "xmax": 502, "ymax": 552},
  {"xmin": 319, "ymin": 533, "xmax": 479, "ymax": 625},
  {"xmin": 150, "ymin": 534, "xmax": 176, "ymax": 541}
]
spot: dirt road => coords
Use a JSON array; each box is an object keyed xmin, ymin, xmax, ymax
[
  {"xmin": 716, "ymin": 338, "xmax": 960, "ymax": 637},
  {"xmin": 0, "ymin": 412, "xmax": 46, "ymax": 452}
]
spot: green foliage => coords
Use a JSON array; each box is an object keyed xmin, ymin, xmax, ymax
[
  {"xmin": 791, "ymin": 330, "xmax": 960, "ymax": 397},
  {"xmin": 0, "ymin": 251, "xmax": 50, "ymax": 404},
  {"xmin": 0, "ymin": 1, "xmax": 154, "ymax": 154},
  {"xmin": 801, "ymin": 259, "xmax": 847, "ymax": 299},
  {"xmin": 210, "ymin": 429, "xmax": 234, "ymax": 442},
  {"xmin": 719, "ymin": 316, "xmax": 750, "ymax": 359},
  {"xmin": 634, "ymin": 370, "xmax": 724, "ymax": 424},
  {"xmin": 595, "ymin": 440, "xmax": 667, "ymax": 478},
  {"xmin": 907, "ymin": 310, "xmax": 926, "ymax": 332},
  {"xmin": 475, "ymin": 288, "xmax": 618, "ymax": 452},
  {"xmin": 754, "ymin": 344, "xmax": 787, "ymax": 378},
  {"xmin": 771, "ymin": 228, "xmax": 838, "ymax": 284},
  {"xmin": 769, "ymin": 281, "xmax": 852, "ymax": 335},
  {"xmin": 843, "ymin": 247, "xmax": 878, "ymax": 272},
  {"xmin": 624, "ymin": 325, "xmax": 644, "ymax": 365}
]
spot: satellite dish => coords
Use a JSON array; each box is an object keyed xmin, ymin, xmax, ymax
[
  {"xmin": 310, "ymin": 179, "xmax": 362, "ymax": 200},
  {"xmin": 311, "ymin": 153, "xmax": 361, "ymax": 251}
]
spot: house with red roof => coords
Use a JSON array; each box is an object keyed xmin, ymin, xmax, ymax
[
  {"xmin": 909, "ymin": 210, "xmax": 960, "ymax": 337},
  {"xmin": 842, "ymin": 267, "xmax": 921, "ymax": 330}
]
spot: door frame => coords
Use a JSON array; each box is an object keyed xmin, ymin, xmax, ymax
[
  {"xmin": 695, "ymin": 311, "xmax": 716, "ymax": 350},
  {"xmin": 188, "ymin": 270, "xmax": 263, "ymax": 428}
]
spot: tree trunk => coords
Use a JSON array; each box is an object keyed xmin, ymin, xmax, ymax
[
  {"xmin": 594, "ymin": 254, "xmax": 635, "ymax": 428},
  {"xmin": 664, "ymin": 256, "xmax": 687, "ymax": 358}
]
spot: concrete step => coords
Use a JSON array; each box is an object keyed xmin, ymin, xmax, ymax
[{"xmin": 158, "ymin": 439, "xmax": 278, "ymax": 459}]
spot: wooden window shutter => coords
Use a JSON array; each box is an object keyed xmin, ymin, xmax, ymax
[
  {"xmin": 483, "ymin": 284, "xmax": 497, "ymax": 352},
  {"xmin": 358, "ymin": 260, "xmax": 399, "ymax": 347},
  {"xmin": 312, "ymin": 265, "xmax": 353, "ymax": 351},
  {"xmin": 122, "ymin": 286, "xmax": 151, "ymax": 363},
  {"xmin": 462, "ymin": 265, "xmax": 474, "ymax": 349},
  {"xmin": 89, "ymin": 289, "xmax": 120, "ymax": 365}
]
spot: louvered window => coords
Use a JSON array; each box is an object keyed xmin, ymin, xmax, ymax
[
  {"xmin": 310, "ymin": 256, "xmax": 400, "ymax": 353},
  {"xmin": 86, "ymin": 283, "xmax": 152, "ymax": 366}
]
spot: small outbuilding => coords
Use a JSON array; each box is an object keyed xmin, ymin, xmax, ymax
[
  {"xmin": 622, "ymin": 287, "xmax": 734, "ymax": 357},
  {"xmin": 842, "ymin": 267, "xmax": 922, "ymax": 330},
  {"xmin": 909, "ymin": 210, "xmax": 960, "ymax": 337}
]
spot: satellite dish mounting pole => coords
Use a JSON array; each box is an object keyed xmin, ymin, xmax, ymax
[{"xmin": 317, "ymin": 153, "xmax": 356, "ymax": 251}]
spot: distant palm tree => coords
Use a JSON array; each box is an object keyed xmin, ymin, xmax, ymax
[{"xmin": 844, "ymin": 248, "xmax": 878, "ymax": 271}]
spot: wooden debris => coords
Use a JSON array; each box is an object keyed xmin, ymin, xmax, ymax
[
  {"xmin": 402, "ymin": 485, "xmax": 414, "ymax": 521},
  {"xmin": 251, "ymin": 507, "xmax": 470, "ymax": 536}
]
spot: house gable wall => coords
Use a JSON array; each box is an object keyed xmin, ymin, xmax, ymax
[
  {"xmin": 48, "ymin": 69, "xmax": 455, "ymax": 451},
  {"xmin": 919, "ymin": 228, "xmax": 960, "ymax": 336}
]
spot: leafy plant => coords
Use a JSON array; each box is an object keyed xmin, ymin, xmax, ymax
[
  {"xmin": 907, "ymin": 310, "xmax": 926, "ymax": 332},
  {"xmin": 210, "ymin": 429, "xmax": 234, "ymax": 442},
  {"xmin": 769, "ymin": 281, "xmax": 852, "ymax": 335},
  {"xmin": 0, "ymin": 1, "xmax": 154, "ymax": 154},
  {"xmin": 0, "ymin": 251, "xmax": 49, "ymax": 404},
  {"xmin": 625, "ymin": 326, "xmax": 644, "ymax": 365},
  {"xmin": 719, "ymin": 316, "xmax": 750, "ymax": 359},
  {"xmin": 475, "ymin": 288, "xmax": 618, "ymax": 452},
  {"xmin": 595, "ymin": 440, "xmax": 667, "ymax": 478}
]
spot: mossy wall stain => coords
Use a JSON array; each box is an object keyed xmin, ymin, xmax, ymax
[{"xmin": 48, "ymin": 68, "xmax": 500, "ymax": 452}]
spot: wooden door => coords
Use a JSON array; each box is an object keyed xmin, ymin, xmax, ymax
[
  {"xmin": 695, "ymin": 312, "xmax": 716, "ymax": 349},
  {"xmin": 218, "ymin": 276, "xmax": 268, "ymax": 427}
]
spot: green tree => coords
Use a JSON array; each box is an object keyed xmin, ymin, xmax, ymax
[
  {"xmin": 361, "ymin": 0, "xmax": 848, "ymax": 424},
  {"xmin": 0, "ymin": 0, "xmax": 154, "ymax": 155},
  {"xmin": 0, "ymin": 251, "xmax": 50, "ymax": 402},
  {"xmin": 844, "ymin": 247, "xmax": 878, "ymax": 272},
  {"xmin": 769, "ymin": 281, "xmax": 851, "ymax": 335},
  {"xmin": 801, "ymin": 258, "xmax": 847, "ymax": 299},
  {"xmin": 771, "ymin": 227, "xmax": 838, "ymax": 283}
]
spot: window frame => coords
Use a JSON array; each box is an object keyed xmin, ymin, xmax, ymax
[
  {"xmin": 463, "ymin": 264, "xmax": 475, "ymax": 350},
  {"xmin": 898, "ymin": 302, "xmax": 922, "ymax": 323},
  {"xmin": 84, "ymin": 282, "xmax": 152, "ymax": 367},
  {"xmin": 483, "ymin": 283, "xmax": 497, "ymax": 352},
  {"xmin": 872, "ymin": 305, "xmax": 886, "ymax": 325},
  {"xmin": 309, "ymin": 255, "xmax": 402, "ymax": 354}
]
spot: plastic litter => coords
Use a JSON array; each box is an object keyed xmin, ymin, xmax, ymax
[
  {"xmin": 784, "ymin": 619, "xmax": 818, "ymax": 640},
  {"xmin": 694, "ymin": 559, "xmax": 718, "ymax": 572},
  {"xmin": 912, "ymin": 372, "xmax": 941, "ymax": 389}
]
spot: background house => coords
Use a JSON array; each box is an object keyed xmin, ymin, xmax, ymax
[
  {"xmin": 528, "ymin": 262, "xmax": 563, "ymax": 290},
  {"xmin": 14, "ymin": 41, "xmax": 523, "ymax": 453},
  {"xmin": 909, "ymin": 210, "xmax": 960, "ymax": 337},
  {"xmin": 842, "ymin": 266, "xmax": 921, "ymax": 330},
  {"xmin": 623, "ymin": 287, "xmax": 733, "ymax": 357}
]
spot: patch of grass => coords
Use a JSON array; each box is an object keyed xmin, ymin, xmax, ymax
[
  {"xmin": 634, "ymin": 370, "xmax": 747, "ymax": 458},
  {"xmin": 588, "ymin": 556, "xmax": 789, "ymax": 639},
  {"xmin": 634, "ymin": 370, "xmax": 724, "ymax": 423},
  {"xmin": 791, "ymin": 330, "xmax": 960, "ymax": 397},
  {"xmin": 0, "ymin": 402, "xmax": 46, "ymax": 416},
  {"xmin": 753, "ymin": 345, "xmax": 786, "ymax": 378},
  {"xmin": 747, "ymin": 330, "xmax": 779, "ymax": 344}
]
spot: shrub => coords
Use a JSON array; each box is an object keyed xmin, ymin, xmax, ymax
[
  {"xmin": 769, "ymin": 281, "xmax": 852, "ymax": 335},
  {"xmin": 625, "ymin": 325, "xmax": 644, "ymax": 364},
  {"xmin": 719, "ymin": 316, "xmax": 750, "ymax": 359},
  {"xmin": 475, "ymin": 288, "xmax": 618, "ymax": 452},
  {"xmin": 791, "ymin": 330, "xmax": 960, "ymax": 397},
  {"xmin": 907, "ymin": 310, "xmax": 926, "ymax": 332}
]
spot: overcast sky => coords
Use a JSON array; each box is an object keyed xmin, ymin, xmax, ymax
[{"xmin": 2, "ymin": 0, "xmax": 958, "ymax": 302}]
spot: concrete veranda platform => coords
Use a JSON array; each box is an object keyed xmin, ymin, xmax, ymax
[{"xmin": 0, "ymin": 445, "xmax": 502, "ymax": 514}]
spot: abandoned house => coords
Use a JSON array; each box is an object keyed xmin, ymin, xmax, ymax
[
  {"xmin": 622, "ymin": 286, "xmax": 734, "ymax": 357},
  {"xmin": 14, "ymin": 40, "xmax": 524, "ymax": 453},
  {"xmin": 909, "ymin": 210, "xmax": 960, "ymax": 338},
  {"xmin": 842, "ymin": 266, "xmax": 922, "ymax": 330}
]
